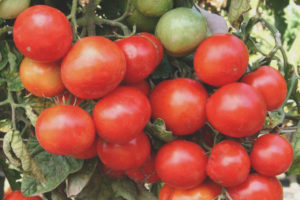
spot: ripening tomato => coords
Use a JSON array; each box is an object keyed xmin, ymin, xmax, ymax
[
  {"xmin": 156, "ymin": 140, "xmax": 207, "ymax": 189},
  {"xmin": 61, "ymin": 36, "xmax": 126, "ymax": 99},
  {"xmin": 97, "ymin": 132, "xmax": 151, "ymax": 170},
  {"xmin": 13, "ymin": 5, "xmax": 72, "ymax": 62},
  {"xmin": 227, "ymin": 173, "xmax": 283, "ymax": 200},
  {"xmin": 194, "ymin": 34, "xmax": 249, "ymax": 87},
  {"xmin": 206, "ymin": 140, "xmax": 250, "ymax": 187},
  {"xmin": 72, "ymin": 139, "xmax": 97, "ymax": 159},
  {"xmin": 93, "ymin": 87, "xmax": 151, "ymax": 144},
  {"xmin": 123, "ymin": 79, "xmax": 151, "ymax": 96},
  {"xmin": 250, "ymin": 134, "xmax": 293, "ymax": 176},
  {"xmin": 0, "ymin": 0, "xmax": 30, "ymax": 19},
  {"xmin": 19, "ymin": 57, "xmax": 65, "ymax": 97},
  {"xmin": 150, "ymin": 78, "xmax": 208, "ymax": 135},
  {"xmin": 241, "ymin": 66, "xmax": 287, "ymax": 110},
  {"xmin": 206, "ymin": 83, "xmax": 267, "ymax": 138},
  {"xmin": 136, "ymin": 0, "xmax": 173, "ymax": 17},
  {"xmin": 4, "ymin": 190, "xmax": 42, "ymax": 200},
  {"xmin": 102, "ymin": 165, "xmax": 126, "ymax": 179},
  {"xmin": 36, "ymin": 105, "xmax": 95, "ymax": 155}
]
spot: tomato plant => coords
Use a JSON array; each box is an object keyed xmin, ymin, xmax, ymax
[{"xmin": 0, "ymin": 0, "xmax": 30, "ymax": 19}]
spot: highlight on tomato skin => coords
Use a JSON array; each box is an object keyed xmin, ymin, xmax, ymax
[{"xmin": 4, "ymin": 190, "xmax": 43, "ymax": 200}]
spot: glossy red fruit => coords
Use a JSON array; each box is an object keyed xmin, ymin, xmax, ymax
[
  {"xmin": 13, "ymin": 5, "xmax": 72, "ymax": 62},
  {"xmin": 4, "ymin": 190, "xmax": 42, "ymax": 200},
  {"xmin": 97, "ymin": 132, "xmax": 151, "ymax": 170},
  {"xmin": 124, "ymin": 79, "xmax": 151, "ymax": 96},
  {"xmin": 241, "ymin": 66, "xmax": 287, "ymax": 110},
  {"xmin": 115, "ymin": 35, "xmax": 159, "ymax": 83},
  {"xmin": 61, "ymin": 36, "xmax": 126, "ymax": 99},
  {"xmin": 93, "ymin": 87, "xmax": 151, "ymax": 144},
  {"xmin": 194, "ymin": 34, "xmax": 249, "ymax": 87},
  {"xmin": 72, "ymin": 140, "xmax": 98, "ymax": 159},
  {"xmin": 155, "ymin": 140, "xmax": 207, "ymax": 189},
  {"xmin": 102, "ymin": 165, "xmax": 125, "ymax": 179},
  {"xmin": 250, "ymin": 134, "xmax": 293, "ymax": 176},
  {"xmin": 150, "ymin": 78, "xmax": 208, "ymax": 135},
  {"xmin": 36, "ymin": 105, "xmax": 95, "ymax": 155},
  {"xmin": 206, "ymin": 83, "xmax": 267, "ymax": 138},
  {"xmin": 227, "ymin": 173, "xmax": 283, "ymax": 200},
  {"xmin": 206, "ymin": 140, "xmax": 250, "ymax": 187}
]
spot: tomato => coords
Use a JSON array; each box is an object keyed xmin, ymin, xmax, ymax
[
  {"xmin": 155, "ymin": 8, "xmax": 207, "ymax": 57},
  {"xmin": 97, "ymin": 132, "xmax": 151, "ymax": 170},
  {"xmin": 57, "ymin": 91, "xmax": 82, "ymax": 106},
  {"xmin": 159, "ymin": 180, "xmax": 222, "ymax": 200},
  {"xmin": 61, "ymin": 36, "xmax": 126, "ymax": 99},
  {"xmin": 102, "ymin": 165, "xmax": 126, "ymax": 179},
  {"xmin": 93, "ymin": 87, "xmax": 151, "ymax": 144},
  {"xmin": 72, "ymin": 139, "xmax": 97, "ymax": 159},
  {"xmin": 13, "ymin": 5, "xmax": 72, "ymax": 62},
  {"xmin": 194, "ymin": 34, "xmax": 249, "ymax": 87},
  {"xmin": 19, "ymin": 57, "xmax": 65, "ymax": 97},
  {"xmin": 136, "ymin": 0, "xmax": 173, "ymax": 17},
  {"xmin": 36, "ymin": 105, "xmax": 95, "ymax": 155},
  {"xmin": 227, "ymin": 173, "xmax": 283, "ymax": 200},
  {"xmin": 150, "ymin": 78, "xmax": 208, "ymax": 136},
  {"xmin": 0, "ymin": 0, "xmax": 30, "ymax": 19},
  {"xmin": 206, "ymin": 83, "xmax": 267, "ymax": 138},
  {"xmin": 115, "ymin": 35, "xmax": 159, "ymax": 83},
  {"xmin": 206, "ymin": 140, "xmax": 250, "ymax": 187},
  {"xmin": 4, "ymin": 190, "xmax": 42, "ymax": 200},
  {"xmin": 241, "ymin": 66, "xmax": 287, "ymax": 110},
  {"xmin": 250, "ymin": 134, "xmax": 293, "ymax": 176},
  {"xmin": 155, "ymin": 140, "xmax": 207, "ymax": 189},
  {"xmin": 123, "ymin": 80, "xmax": 151, "ymax": 96},
  {"xmin": 126, "ymin": 153, "xmax": 160, "ymax": 183}
]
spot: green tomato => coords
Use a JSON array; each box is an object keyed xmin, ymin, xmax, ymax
[
  {"xmin": 0, "ymin": 0, "xmax": 30, "ymax": 19},
  {"xmin": 155, "ymin": 7, "xmax": 208, "ymax": 57},
  {"xmin": 136, "ymin": 0, "xmax": 173, "ymax": 17}
]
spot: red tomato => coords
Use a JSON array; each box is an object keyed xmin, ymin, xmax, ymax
[
  {"xmin": 126, "ymin": 153, "xmax": 160, "ymax": 183},
  {"xmin": 123, "ymin": 79, "xmax": 151, "ymax": 96},
  {"xmin": 206, "ymin": 83, "xmax": 267, "ymax": 138},
  {"xmin": 155, "ymin": 140, "xmax": 207, "ymax": 189},
  {"xmin": 93, "ymin": 87, "xmax": 151, "ymax": 144},
  {"xmin": 206, "ymin": 140, "xmax": 250, "ymax": 187},
  {"xmin": 250, "ymin": 134, "xmax": 293, "ymax": 176},
  {"xmin": 97, "ymin": 132, "xmax": 151, "ymax": 170},
  {"xmin": 102, "ymin": 165, "xmax": 126, "ymax": 179},
  {"xmin": 61, "ymin": 36, "xmax": 126, "ymax": 99},
  {"xmin": 227, "ymin": 173, "xmax": 283, "ymax": 200},
  {"xmin": 4, "ymin": 190, "xmax": 42, "ymax": 200},
  {"xmin": 36, "ymin": 105, "xmax": 95, "ymax": 155},
  {"xmin": 57, "ymin": 91, "xmax": 82, "ymax": 106},
  {"xmin": 72, "ymin": 139, "xmax": 97, "ymax": 159},
  {"xmin": 13, "ymin": 5, "xmax": 72, "ymax": 62},
  {"xmin": 194, "ymin": 34, "xmax": 249, "ymax": 87},
  {"xmin": 241, "ymin": 66, "xmax": 287, "ymax": 110},
  {"xmin": 159, "ymin": 180, "xmax": 222, "ymax": 200},
  {"xmin": 115, "ymin": 35, "xmax": 159, "ymax": 83},
  {"xmin": 150, "ymin": 78, "xmax": 208, "ymax": 135},
  {"xmin": 19, "ymin": 57, "xmax": 65, "ymax": 97}
]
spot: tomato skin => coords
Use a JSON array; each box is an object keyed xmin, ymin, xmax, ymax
[
  {"xmin": 227, "ymin": 173, "xmax": 283, "ymax": 200},
  {"xmin": 206, "ymin": 140, "xmax": 250, "ymax": 187},
  {"xmin": 61, "ymin": 36, "xmax": 126, "ymax": 99},
  {"xmin": 124, "ymin": 80, "xmax": 151, "ymax": 96},
  {"xmin": 0, "ymin": 0, "xmax": 30, "ymax": 19},
  {"xmin": 4, "ymin": 190, "xmax": 42, "ymax": 200},
  {"xmin": 250, "ymin": 134, "xmax": 293, "ymax": 176},
  {"xmin": 115, "ymin": 36, "xmax": 158, "ymax": 83},
  {"xmin": 155, "ymin": 140, "xmax": 207, "ymax": 189},
  {"xmin": 36, "ymin": 105, "xmax": 95, "ymax": 155},
  {"xmin": 19, "ymin": 57, "xmax": 65, "ymax": 97},
  {"xmin": 72, "ymin": 140, "xmax": 97, "ymax": 159},
  {"xmin": 159, "ymin": 180, "xmax": 222, "ymax": 200},
  {"xmin": 241, "ymin": 66, "xmax": 287, "ymax": 110},
  {"xmin": 150, "ymin": 78, "xmax": 208, "ymax": 135},
  {"xmin": 102, "ymin": 165, "xmax": 126, "ymax": 179},
  {"xmin": 194, "ymin": 34, "xmax": 249, "ymax": 87},
  {"xmin": 136, "ymin": 0, "xmax": 173, "ymax": 17},
  {"xmin": 13, "ymin": 5, "xmax": 72, "ymax": 62},
  {"xmin": 97, "ymin": 132, "xmax": 151, "ymax": 170},
  {"xmin": 206, "ymin": 83, "xmax": 267, "ymax": 138}
]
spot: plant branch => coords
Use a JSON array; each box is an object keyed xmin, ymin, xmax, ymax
[{"xmin": 68, "ymin": 0, "xmax": 79, "ymax": 40}]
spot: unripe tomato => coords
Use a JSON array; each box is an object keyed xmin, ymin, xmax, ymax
[
  {"xmin": 227, "ymin": 173, "xmax": 283, "ymax": 200},
  {"xmin": 4, "ymin": 190, "xmax": 42, "ymax": 200},
  {"xmin": 123, "ymin": 80, "xmax": 151, "ymax": 96},
  {"xmin": 241, "ymin": 66, "xmax": 287, "ymax": 110},
  {"xmin": 206, "ymin": 140, "xmax": 250, "ymax": 187},
  {"xmin": 0, "ymin": 0, "xmax": 30, "ymax": 19},
  {"xmin": 97, "ymin": 132, "xmax": 151, "ymax": 170},
  {"xmin": 155, "ymin": 140, "xmax": 207, "ymax": 189},
  {"xmin": 136, "ymin": 0, "xmax": 173, "ymax": 17},
  {"xmin": 101, "ymin": 165, "xmax": 126, "ymax": 179},
  {"xmin": 13, "ymin": 5, "xmax": 72, "ymax": 62},
  {"xmin": 206, "ymin": 83, "xmax": 267, "ymax": 138},
  {"xmin": 19, "ymin": 57, "xmax": 65, "ymax": 97},
  {"xmin": 150, "ymin": 78, "xmax": 208, "ymax": 136},
  {"xmin": 36, "ymin": 105, "xmax": 95, "ymax": 155},
  {"xmin": 194, "ymin": 34, "xmax": 249, "ymax": 87},
  {"xmin": 250, "ymin": 134, "xmax": 293, "ymax": 176},
  {"xmin": 155, "ymin": 8, "xmax": 207, "ymax": 57},
  {"xmin": 93, "ymin": 87, "xmax": 151, "ymax": 144},
  {"xmin": 72, "ymin": 140, "xmax": 97, "ymax": 159},
  {"xmin": 61, "ymin": 36, "xmax": 126, "ymax": 99}
]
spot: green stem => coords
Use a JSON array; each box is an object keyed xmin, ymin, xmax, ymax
[
  {"xmin": 0, "ymin": 26, "xmax": 13, "ymax": 37},
  {"xmin": 68, "ymin": 0, "xmax": 79, "ymax": 40},
  {"xmin": 113, "ymin": 0, "xmax": 132, "ymax": 22}
]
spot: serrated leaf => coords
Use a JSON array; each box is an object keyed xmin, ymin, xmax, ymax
[
  {"xmin": 145, "ymin": 118, "xmax": 176, "ymax": 142},
  {"xmin": 24, "ymin": 105, "xmax": 38, "ymax": 127},
  {"xmin": 112, "ymin": 178, "xmax": 138, "ymax": 200},
  {"xmin": 0, "ymin": 119, "xmax": 11, "ymax": 133},
  {"xmin": 228, "ymin": 0, "xmax": 251, "ymax": 27},
  {"xmin": 6, "ymin": 72, "xmax": 24, "ymax": 91},
  {"xmin": 288, "ymin": 122, "xmax": 300, "ymax": 175},
  {"xmin": 3, "ymin": 130, "xmax": 22, "ymax": 168}
]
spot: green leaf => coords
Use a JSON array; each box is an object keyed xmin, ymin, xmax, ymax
[
  {"xmin": 136, "ymin": 184, "xmax": 158, "ymax": 200},
  {"xmin": 24, "ymin": 105, "xmax": 38, "ymax": 127},
  {"xmin": 228, "ymin": 0, "xmax": 251, "ymax": 27},
  {"xmin": 174, "ymin": 0, "xmax": 193, "ymax": 8},
  {"xmin": 0, "ymin": 119, "xmax": 11, "ymax": 133},
  {"xmin": 288, "ymin": 122, "xmax": 300, "ymax": 175},
  {"xmin": 0, "ymin": 157, "xmax": 21, "ymax": 191},
  {"xmin": 0, "ymin": 41, "xmax": 8, "ymax": 71},
  {"xmin": 112, "ymin": 178, "xmax": 138, "ymax": 200},
  {"xmin": 6, "ymin": 72, "xmax": 24, "ymax": 92},
  {"xmin": 3, "ymin": 130, "xmax": 22, "ymax": 168},
  {"xmin": 150, "ymin": 54, "xmax": 173, "ymax": 81},
  {"xmin": 145, "ymin": 118, "xmax": 176, "ymax": 142}
]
